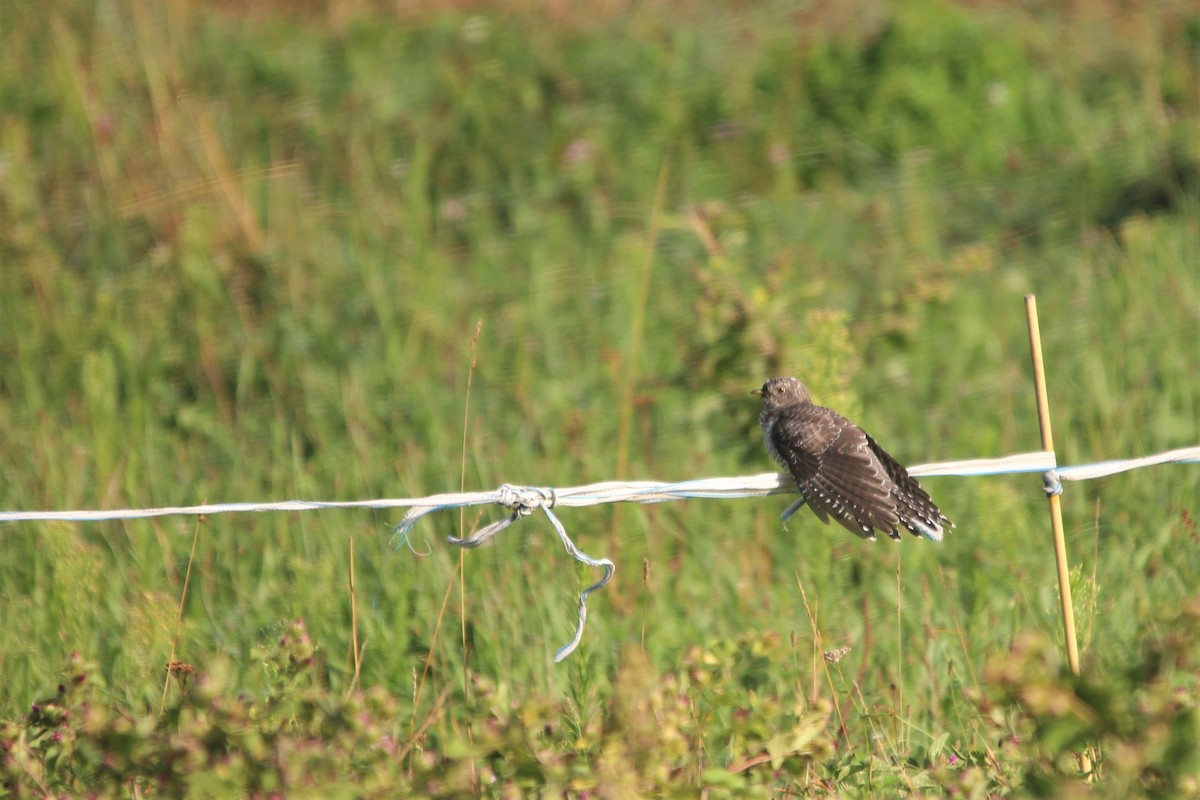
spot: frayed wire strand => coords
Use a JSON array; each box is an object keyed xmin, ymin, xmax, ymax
[{"xmin": 396, "ymin": 484, "xmax": 613, "ymax": 661}]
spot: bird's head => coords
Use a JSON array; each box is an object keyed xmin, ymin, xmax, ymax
[{"xmin": 753, "ymin": 376, "xmax": 812, "ymax": 409}]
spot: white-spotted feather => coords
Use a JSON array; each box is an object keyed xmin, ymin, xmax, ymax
[{"xmin": 757, "ymin": 377, "xmax": 952, "ymax": 542}]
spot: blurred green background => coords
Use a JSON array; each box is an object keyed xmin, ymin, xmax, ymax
[{"xmin": 1, "ymin": 0, "xmax": 1199, "ymax": 794}]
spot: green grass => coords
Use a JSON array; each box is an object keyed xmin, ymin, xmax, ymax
[{"xmin": 2, "ymin": 0, "xmax": 1199, "ymax": 795}]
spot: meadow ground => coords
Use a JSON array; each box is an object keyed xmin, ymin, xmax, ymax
[{"xmin": 1, "ymin": 0, "xmax": 1199, "ymax": 795}]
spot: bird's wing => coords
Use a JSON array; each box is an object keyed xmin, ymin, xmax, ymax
[
  {"xmin": 770, "ymin": 406, "xmax": 900, "ymax": 540},
  {"xmin": 866, "ymin": 434, "xmax": 953, "ymax": 540}
]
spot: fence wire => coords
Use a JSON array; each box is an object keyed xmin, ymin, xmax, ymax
[{"xmin": 2, "ymin": 445, "xmax": 1197, "ymax": 659}]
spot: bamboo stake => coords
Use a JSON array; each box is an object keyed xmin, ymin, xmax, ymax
[
  {"xmin": 1024, "ymin": 295, "xmax": 1081, "ymax": 675},
  {"xmin": 347, "ymin": 537, "xmax": 361, "ymax": 696}
]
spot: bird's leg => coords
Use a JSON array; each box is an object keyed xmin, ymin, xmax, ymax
[{"xmin": 780, "ymin": 496, "xmax": 808, "ymax": 522}]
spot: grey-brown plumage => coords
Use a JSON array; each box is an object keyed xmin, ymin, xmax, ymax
[{"xmin": 755, "ymin": 376, "xmax": 952, "ymax": 542}]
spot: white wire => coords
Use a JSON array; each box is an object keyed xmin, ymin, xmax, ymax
[
  {"xmin": 1, "ymin": 446, "xmax": 1196, "ymax": 660},
  {"xmin": 1055, "ymin": 445, "xmax": 1200, "ymax": 482},
  {"xmin": 0, "ymin": 451, "xmax": 1059, "ymax": 523}
]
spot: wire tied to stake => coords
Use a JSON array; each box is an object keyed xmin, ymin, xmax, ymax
[
  {"xmin": 1042, "ymin": 470, "xmax": 1064, "ymax": 497},
  {"xmin": 396, "ymin": 483, "xmax": 613, "ymax": 663}
]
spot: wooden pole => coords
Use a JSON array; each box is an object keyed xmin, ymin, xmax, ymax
[
  {"xmin": 348, "ymin": 537, "xmax": 362, "ymax": 695},
  {"xmin": 1024, "ymin": 295, "xmax": 1082, "ymax": 676}
]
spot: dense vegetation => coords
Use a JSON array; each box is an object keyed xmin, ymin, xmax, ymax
[{"xmin": 2, "ymin": 0, "xmax": 1198, "ymax": 795}]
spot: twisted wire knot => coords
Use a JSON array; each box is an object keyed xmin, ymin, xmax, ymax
[
  {"xmin": 442, "ymin": 482, "xmax": 612, "ymax": 662},
  {"xmin": 1042, "ymin": 469, "xmax": 1063, "ymax": 497},
  {"xmin": 449, "ymin": 485, "xmax": 558, "ymax": 548},
  {"xmin": 496, "ymin": 484, "xmax": 557, "ymax": 517}
]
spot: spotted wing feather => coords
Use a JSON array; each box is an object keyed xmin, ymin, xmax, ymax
[
  {"xmin": 865, "ymin": 435, "xmax": 952, "ymax": 541},
  {"xmin": 768, "ymin": 404, "xmax": 902, "ymax": 541}
]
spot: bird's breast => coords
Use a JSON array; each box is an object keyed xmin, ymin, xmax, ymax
[{"xmin": 760, "ymin": 412, "xmax": 787, "ymax": 468}]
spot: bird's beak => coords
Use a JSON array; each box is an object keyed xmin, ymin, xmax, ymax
[{"xmin": 750, "ymin": 388, "xmax": 762, "ymax": 396}]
